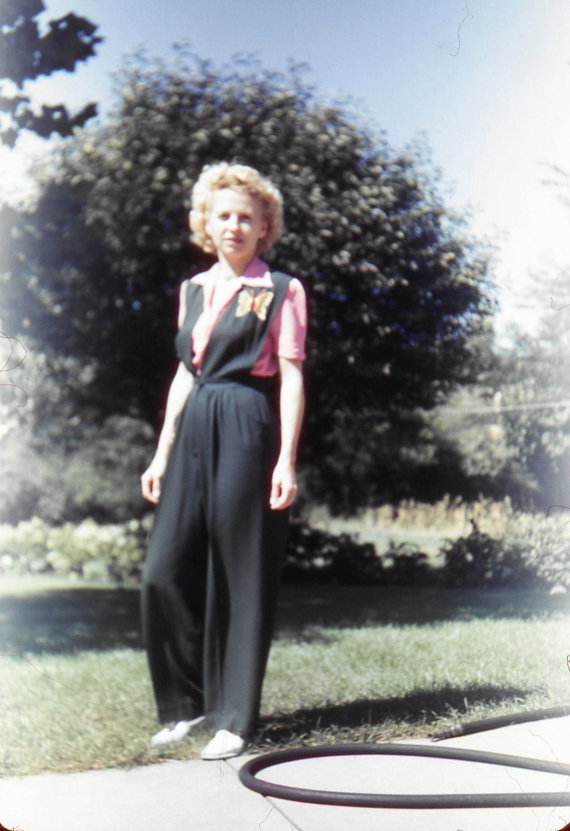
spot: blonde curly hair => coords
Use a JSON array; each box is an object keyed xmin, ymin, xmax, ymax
[{"xmin": 189, "ymin": 162, "xmax": 283, "ymax": 255}]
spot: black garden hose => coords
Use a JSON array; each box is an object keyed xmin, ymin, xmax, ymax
[
  {"xmin": 430, "ymin": 704, "xmax": 570, "ymax": 740},
  {"xmin": 239, "ymin": 741, "xmax": 570, "ymax": 809}
]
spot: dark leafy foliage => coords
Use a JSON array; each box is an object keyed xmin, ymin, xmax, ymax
[
  {"xmin": 283, "ymin": 519, "xmax": 385, "ymax": 584},
  {"xmin": 0, "ymin": 0, "xmax": 101, "ymax": 145},
  {"xmin": 283, "ymin": 521, "xmax": 434, "ymax": 585},
  {"xmin": 441, "ymin": 527, "xmax": 556, "ymax": 590}
]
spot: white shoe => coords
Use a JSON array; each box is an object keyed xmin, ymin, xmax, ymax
[
  {"xmin": 200, "ymin": 729, "xmax": 245, "ymax": 760},
  {"xmin": 150, "ymin": 716, "xmax": 206, "ymax": 746}
]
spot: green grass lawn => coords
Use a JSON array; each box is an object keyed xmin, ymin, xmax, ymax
[{"xmin": 1, "ymin": 577, "xmax": 569, "ymax": 776}]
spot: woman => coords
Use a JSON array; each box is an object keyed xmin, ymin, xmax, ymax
[{"xmin": 140, "ymin": 162, "xmax": 306, "ymax": 761}]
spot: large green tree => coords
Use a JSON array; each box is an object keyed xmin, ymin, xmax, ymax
[
  {"xmin": 4, "ymin": 53, "xmax": 494, "ymax": 511},
  {"xmin": 0, "ymin": 0, "xmax": 101, "ymax": 145}
]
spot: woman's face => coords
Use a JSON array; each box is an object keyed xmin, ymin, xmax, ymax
[{"xmin": 205, "ymin": 188, "xmax": 267, "ymax": 265}]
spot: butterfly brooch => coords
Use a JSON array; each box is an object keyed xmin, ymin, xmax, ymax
[{"xmin": 235, "ymin": 289, "xmax": 274, "ymax": 322}]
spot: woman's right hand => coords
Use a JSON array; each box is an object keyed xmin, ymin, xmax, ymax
[
  {"xmin": 140, "ymin": 360, "xmax": 192, "ymax": 504},
  {"xmin": 141, "ymin": 455, "xmax": 167, "ymax": 504}
]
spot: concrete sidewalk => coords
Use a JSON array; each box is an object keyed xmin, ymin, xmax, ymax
[{"xmin": 1, "ymin": 716, "xmax": 569, "ymax": 831}]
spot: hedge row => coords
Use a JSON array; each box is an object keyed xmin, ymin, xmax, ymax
[
  {"xmin": 0, "ymin": 517, "xmax": 426, "ymax": 586},
  {"xmin": 1, "ymin": 512, "xmax": 569, "ymax": 590}
]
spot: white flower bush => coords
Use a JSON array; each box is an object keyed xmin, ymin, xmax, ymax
[{"xmin": 0, "ymin": 517, "xmax": 150, "ymax": 583}]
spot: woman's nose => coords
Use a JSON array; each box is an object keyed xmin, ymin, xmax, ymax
[{"xmin": 228, "ymin": 213, "xmax": 239, "ymax": 229}]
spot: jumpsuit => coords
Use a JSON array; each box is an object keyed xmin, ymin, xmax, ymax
[{"xmin": 141, "ymin": 270, "xmax": 294, "ymax": 739}]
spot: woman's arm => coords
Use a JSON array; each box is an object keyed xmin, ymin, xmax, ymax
[
  {"xmin": 141, "ymin": 361, "xmax": 194, "ymax": 504},
  {"xmin": 270, "ymin": 357, "xmax": 305, "ymax": 511}
]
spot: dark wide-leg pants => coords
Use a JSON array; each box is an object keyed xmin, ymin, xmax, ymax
[{"xmin": 141, "ymin": 380, "xmax": 288, "ymax": 738}]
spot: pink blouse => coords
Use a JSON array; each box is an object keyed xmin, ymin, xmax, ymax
[{"xmin": 178, "ymin": 257, "xmax": 307, "ymax": 377}]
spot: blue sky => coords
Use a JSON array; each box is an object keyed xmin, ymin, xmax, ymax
[
  {"xmin": 4, "ymin": 0, "xmax": 570, "ymax": 330},
  {"xmin": 30, "ymin": 0, "xmax": 549, "ymax": 157}
]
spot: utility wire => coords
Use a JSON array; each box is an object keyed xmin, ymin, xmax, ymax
[{"xmin": 438, "ymin": 400, "xmax": 570, "ymax": 415}]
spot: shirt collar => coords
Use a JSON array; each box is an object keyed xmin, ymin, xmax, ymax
[{"xmin": 191, "ymin": 257, "xmax": 274, "ymax": 288}]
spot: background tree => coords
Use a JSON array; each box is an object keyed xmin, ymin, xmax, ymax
[
  {"xmin": 0, "ymin": 0, "xmax": 101, "ymax": 146},
  {"xmin": 0, "ymin": 336, "xmax": 156, "ymax": 524},
  {"xmin": 488, "ymin": 271, "xmax": 570, "ymax": 508},
  {"xmin": 430, "ymin": 267, "xmax": 570, "ymax": 511},
  {"xmin": 4, "ymin": 52, "xmax": 494, "ymax": 517}
]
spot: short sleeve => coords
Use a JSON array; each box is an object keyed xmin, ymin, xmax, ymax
[{"xmin": 270, "ymin": 277, "xmax": 307, "ymax": 360}]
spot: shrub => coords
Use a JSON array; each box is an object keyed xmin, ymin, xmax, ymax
[
  {"xmin": 283, "ymin": 522, "xmax": 433, "ymax": 585},
  {"xmin": 381, "ymin": 542, "xmax": 433, "ymax": 586},
  {"xmin": 441, "ymin": 530, "xmax": 537, "ymax": 589},
  {"xmin": 282, "ymin": 519, "xmax": 384, "ymax": 584},
  {"xmin": 0, "ymin": 518, "xmax": 52, "ymax": 575},
  {"xmin": 0, "ymin": 517, "xmax": 150, "ymax": 584},
  {"xmin": 441, "ymin": 512, "xmax": 570, "ymax": 590},
  {"xmin": 506, "ymin": 512, "xmax": 570, "ymax": 590}
]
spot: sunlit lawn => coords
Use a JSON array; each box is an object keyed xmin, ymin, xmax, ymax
[{"xmin": 1, "ymin": 577, "xmax": 569, "ymax": 776}]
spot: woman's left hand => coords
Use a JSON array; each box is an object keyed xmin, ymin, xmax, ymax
[{"xmin": 270, "ymin": 460, "xmax": 298, "ymax": 510}]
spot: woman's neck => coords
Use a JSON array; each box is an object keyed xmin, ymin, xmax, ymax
[{"xmin": 215, "ymin": 253, "xmax": 257, "ymax": 281}]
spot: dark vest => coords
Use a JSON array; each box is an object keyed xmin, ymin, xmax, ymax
[{"xmin": 175, "ymin": 271, "xmax": 291, "ymax": 384}]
